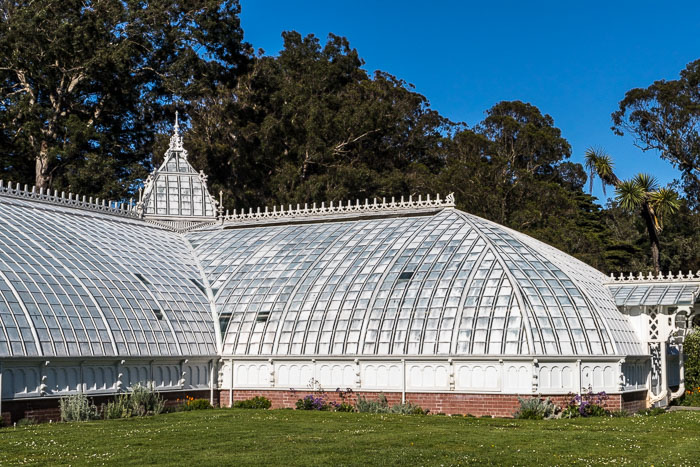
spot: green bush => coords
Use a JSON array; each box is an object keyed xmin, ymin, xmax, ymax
[
  {"xmin": 639, "ymin": 407, "xmax": 666, "ymax": 416},
  {"xmin": 183, "ymin": 398, "xmax": 213, "ymax": 411},
  {"xmin": 16, "ymin": 417, "xmax": 38, "ymax": 426},
  {"xmin": 59, "ymin": 393, "xmax": 99, "ymax": 422},
  {"xmin": 356, "ymin": 394, "xmax": 390, "ymax": 413},
  {"xmin": 391, "ymin": 402, "xmax": 427, "ymax": 415},
  {"xmin": 233, "ymin": 396, "xmax": 272, "ymax": 409},
  {"xmin": 103, "ymin": 394, "xmax": 132, "ymax": 419},
  {"xmin": 129, "ymin": 383, "xmax": 165, "ymax": 417},
  {"xmin": 335, "ymin": 402, "xmax": 355, "ymax": 412},
  {"xmin": 680, "ymin": 388, "xmax": 700, "ymax": 407},
  {"xmin": 610, "ymin": 410, "xmax": 630, "ymax": 418},
  {"xmin": 513, "ymin": 397, "xmax": 559, "ymax": 420},
  {"xmin": 685, "ymin": 331, "xmax": 700, "ymax": 390},
  {"xmin": 355, "ymin": 394, "xmax": 427, "ymax": 415}
]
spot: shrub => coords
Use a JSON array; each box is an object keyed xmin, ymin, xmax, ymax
[
  {"xmin": 391, "ymin": 402, "xmax": 427, "ymax": 415},
  {"xmin": 355, "ymin": 394, "xmax": 427, "ymax": 415},
  {"xmin": 103, "ymin": 394, "xmax": 132, "ymax": 419},
  {"xmin": 356, "ymin": 394, "xmax": 390, "ymax": 413},
  {"xmin": 295, "ymin": 394, "xmax": 335, "ymax": 411},
  {"xmin": 16, "ymin": 417, "xmax": 38, "ymax": 426},
  {"xmin": 639, "ymin": 407, "xmax": 666, "ymax": 416},
  {"xmin": 563, "ymin": 390, "xmax": 610, "ymax": 417},
  {"xmin": 685, "ymin": 331, "xmax": 700, "ymax": 390},
  {"xmin": 610, "ymin": 410, "xmax": 630, "ymax": 418},
  {"xmin": 183, "ymin": 397, "xmax": 213, "ymax": 411},
  {"xmin": 233, "ymin": 396, "xmax": 272, "ymax": 409},
  {"xmin": 129, "ymin": 383, "xmax": 165, "ymax": 417},
  {"xmin": 59, "ymin": 393, "xmax": 99, "ymax": 422},
  {"xmin": 513, "ymin": 397, "xmax": 559, "ymax": 420},
  {"xmin": 680, "ymin": 386, "xmax": 700, "ymax": 407},
  {"xmin": 335, "ymin": 402, "xmax": 355, "ymax": 412}
]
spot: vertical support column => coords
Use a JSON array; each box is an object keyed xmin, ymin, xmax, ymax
[
  {"xmin": 229, "ymin": 359, "xmax": 234, "ymax": 408},
  {"xmin": 40, "ymin": 361, "xmax": 49, "ymax": 396},
  {"xmin": 79, "ymin": 361, "xmax": 85, "ymax": 394},
  {"xmin": 576, "ymin": 359, "xmax": 582, "ymax": 395},
  {"xmin": 117, "ymin": 360, "xmax": 125, "ymax": 393},
  {"xmin": 498, "ymin": 359, "xmax": 504, "ymax": 393},
  {"xmin": 448, "ymin": 358, "xmax": 455, "ymax": 391},
  {"xmin": 401, "ymin": 359, "xmax": 406, "ymax": 404},
  {"xmin": 618, "ymin": 358, "xmax": 626, "ymax": 392},
  {"xmin": 209, "ymin": 360, "xmax": 215, "ymax": 406},
  {"xmin": 531, "ymin": 359, "xmax": 539, "ymax": 394},
  {"xmin": 660, "ymin": 342, "xmax": 668, "ymax": 399}
]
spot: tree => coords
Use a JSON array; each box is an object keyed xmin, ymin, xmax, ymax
[
  {"xmin": 585, "ymin": 148, "xmax": 680, "ymax": 273},
  {"xmin": 612, "ymin": 59, "xmax": 700, "ymax": 209},
  {"xmin": 0, "ymin": 0, "xmax": 251, "ymax": 198},
  {"xmin": 185, "ymin": 32, "xmax": 450, "ymax": 209}
]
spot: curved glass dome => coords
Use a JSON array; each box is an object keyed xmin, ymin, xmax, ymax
[
  {"xmin": 187, "ymin": 209, "xmax": 643, "ymax": 358},
  {"xmin": 0, "ymin": 196, "xmax": 216, "ymax": 358}
]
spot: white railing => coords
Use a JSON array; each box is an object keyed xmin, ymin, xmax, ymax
[
  {"xmin": 0, "ymin": 180, "xmax": 140, "ymax": 219},
  {"xmin": 221, "ymin": 193, "xmax": 455, "ymax": 226}
]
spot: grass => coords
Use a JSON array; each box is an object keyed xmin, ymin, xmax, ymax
[{"xmin": 1, "ymin": 409, "xmax": 700, "ymax": 466}]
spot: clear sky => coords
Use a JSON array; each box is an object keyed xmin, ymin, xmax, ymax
[{"xmin": 239, "ymin": 1, "xmax": 700, "ymax": 203}]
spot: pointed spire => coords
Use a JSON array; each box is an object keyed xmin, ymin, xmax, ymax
[{"xmin": 169, "ymin": 110, "xmax": 184, "ymax": 153}]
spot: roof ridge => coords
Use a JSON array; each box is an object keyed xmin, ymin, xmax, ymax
[{"xmin": 0, "ymin": 180, "xmax": 140, "ymax": 219}]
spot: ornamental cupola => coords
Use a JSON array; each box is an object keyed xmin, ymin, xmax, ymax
[{"xmin": 137, "ymin": 112, "xmax": 219, "ymax": 231}]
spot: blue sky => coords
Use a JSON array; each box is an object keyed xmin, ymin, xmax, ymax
[{"xmin": 240, "ymin": 1, "xmax": 700, "ymax": 203}]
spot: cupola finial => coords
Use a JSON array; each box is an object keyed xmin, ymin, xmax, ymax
[{"xmin": 169, "ymin": 110, "xmax": 184, "ymax": 152}]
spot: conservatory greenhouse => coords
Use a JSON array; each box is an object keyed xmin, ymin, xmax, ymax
[{"xmin": 0, "ymin": 123, "xmax": 698, "ymax": 422}]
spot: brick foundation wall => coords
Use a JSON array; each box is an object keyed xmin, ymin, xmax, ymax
[
  {"xmin": 220, "ymin": 389, "xmax": 645, "ymax": 417},
  {"xmin": 621, "ymin": 390, "xmax": 648, "ymax": 413},
  {"xmin": 0, "ymin": 389, "xmax": 217, "ymax": 425}
]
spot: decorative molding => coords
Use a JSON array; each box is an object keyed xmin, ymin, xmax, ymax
[
  {"xmin": 0, "ymin": 180, "xmax": 140, "ymax": 219},
  {"xmin": 221, "ymin": 193, "xmax": 456, "ymax": 227},
  {"xmin": 606, "ymin": 271, "xmax": 700, "ymax": 283}
]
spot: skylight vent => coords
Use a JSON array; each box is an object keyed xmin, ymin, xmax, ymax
[
  {"xmin": 256, "ymin": 311, "xmax": 270, "ymax": 323},
  {"xmin": 398, "ymin": 271, "xmax": 414, "ymax": 281},
  {"xmin": 153, "ymin": 308, "xmax": 163, "ymax": 320},
  {"xmin": 190, "ymin": 278, "xmax": 207, "ymax": 295},
  {"xmin": 135, "ymin": 273, "xmax": 151, "ymax": 286}
]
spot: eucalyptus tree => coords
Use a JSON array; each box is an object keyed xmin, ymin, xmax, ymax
[
  {"xmin": 612, "ymin": 59, "xmax": 700, "ymax": 210},
  {"xmin": 585, "ymin": 148, "xmax": 680, "ymax": 273},
  {"xmin": 0, "ymin": 0, "xmax": 251, "ymax": 198}
]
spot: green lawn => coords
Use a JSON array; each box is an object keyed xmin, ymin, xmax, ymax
[{"xmin": 1, "ymin": 410, "xmax": 699, "ymax": 466}]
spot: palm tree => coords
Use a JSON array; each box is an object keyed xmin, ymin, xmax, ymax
[{"xmin": 585, "ymin": 148, "xmax": 680, "ymax": 274}]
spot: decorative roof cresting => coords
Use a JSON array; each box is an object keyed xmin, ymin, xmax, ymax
[
  {"xmin": 220, "ymin": 192, "xmax": 455, "ymax": 227},
  {"xmin": 606, "ymin": 271, "xmax": 700, "ymax": 282}
]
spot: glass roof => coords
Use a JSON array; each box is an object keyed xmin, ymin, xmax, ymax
[
  {"xmin": 0, "ymin": 196, "xmax": 216, "ymax": 358},
  {"xmin": 187, "ymin": 209, "xmax": 644, "ymax": 357},
  {"xmin": 607, "ymin": 283, "xmax": 700, "ymax": 306}
]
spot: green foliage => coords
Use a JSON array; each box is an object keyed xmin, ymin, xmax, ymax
[
  {"xmin": 335, "ymin": 403, "xmax": 356, "ymax": 412},
  {"xmin": 610, "ymin": 410, "xmax": 630, "ymax": 418},
  {"xmin": 355, "ymin": 394, "xmax": 390, "ymax": 413},
  {"xmin": 233, "ymin": 396, "xmax": 272, "ymax": 409},
  {"xmin": 0, "ymin": 0, "xmax": 251, "ymax": 196},
  {"xmin": 354, "ymin": 394, "xmax": 426, "ymax": 415},
  {"xmin": 639, "ymin": 407, "xmax": 666, "ymax": 416},
  {"xmin": 59, "ymin": 393, "xmax": 99, "ymax": 422},
  {"xmin": 128, "ymin": 383, "xmax": 165, "ymax": 417},
  {"xmin": 513, "ymin": 397, "xmax": 559, "ymax": 420},
  {"xmin": 680, "ymin": 387, "xmax": 700, "ymax": 407},
  {"xmin": 685, "ymin": 331, "xmax": 700, "ymax": 390},
  {"xmin": 16, "ymin": 417, "xmax": 38, "ymax": 426},
  {"xmin": 103, "ymin": 394, "xmax": 132, "ymax": 420},
  {"xmin": 612, "ymin": 58, "xmax": 700, "ymax": 209},
  {"xmin": 183, "ymin": 399, "xmax": 213, "ymax": 411}
]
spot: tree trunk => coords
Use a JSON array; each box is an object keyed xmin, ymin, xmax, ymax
[
  {"xmin": 640, "ymin": 201, "xmax": 661, "ymax": 274},
  {"xmin": 35, "ymin": 140, "xmax": 51, "ymax": 189}
]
